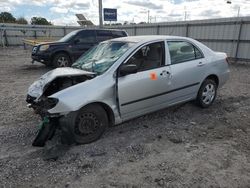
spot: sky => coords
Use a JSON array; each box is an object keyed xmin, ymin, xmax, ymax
[{"xmin": 1, "ymin": 0, "xmax": 250, "ymax": 26}]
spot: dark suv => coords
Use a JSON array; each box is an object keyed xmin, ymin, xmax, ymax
[{"xmin": 31, "ymin": 29, "xmax": 128, "ymax": 67}]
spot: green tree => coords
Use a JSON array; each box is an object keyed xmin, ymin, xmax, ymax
[
  {"xmin": 16, "ymin": 17, "xmax": 28, "ymax": 24},
  {"xmin": 31, "ymin": 17, "xmax": 52, "ymax": 25},
  {"xmin": 0, "ymin": 12, "xmax": 16, "ymax": 23},
  {"xmin": 123, "ymin": 21, "xmax": 129, "ymax": 25}
]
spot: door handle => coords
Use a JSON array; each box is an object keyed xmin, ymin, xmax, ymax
[{"xmin": 197, "ymin": 62, "xmax": 205, "ymax": 67}]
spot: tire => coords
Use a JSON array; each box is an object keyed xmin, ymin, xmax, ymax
[
  {"xmin": 196, "ymin": 79, "xmax": 217, "ymax": 108},
  {"xmin": 65, "ymin": 104, "xmax": 108, "ymax": 144},
  {"xmin": 52, "ymin": 53, "xmax": 71, "ymax": 68}
]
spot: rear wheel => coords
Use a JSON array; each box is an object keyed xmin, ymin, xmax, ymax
[
  {"xmin": 52, "ymin": 53, "xmax": 71, "ymax": 68},
  {"xmin": 66, "ymin": 104, "xmax": 108, "ymax": 144},
  {"xmin": 196, "ymin": 79, "xmax": 217, "ymax": 108}
]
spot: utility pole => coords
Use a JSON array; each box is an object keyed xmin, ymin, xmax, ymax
[
  {"xmin": 148, "ymin": 10, "xmax": 150, "ymax": 23},
  {"xmin": 237, "ymin": 6, "xmax": 240, "ymax": 17},
  {"xmin": 226, "ymin": 0, "xmax": 241, "ymax": 18},
  {"xmin": 99, "ymin": 0, "xmax": 103, "ymax": 28},
  {"xmin": 184, "ymin": 6, "xmax": 187, "ymax": 21}
]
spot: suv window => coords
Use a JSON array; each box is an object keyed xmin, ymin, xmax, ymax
[
  {"xmin": 167, "ymin": 41, "xmax": 203, "ymax": 64},
  {"xmin": 96, "ymin": 30, "xmax": 113, "ymax": 42},
  {"xmin": 74, "ymin": 30, "xmax": 96, "ymax": 44},
  {"xmin": 126, "ymin": 42, "xmax": 165, "ymax": 72},
  {"xmin": 111, "ymin": 31, "xmax": 127, "ymax": 38}
]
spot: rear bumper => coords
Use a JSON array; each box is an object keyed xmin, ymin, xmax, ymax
[{"xmin": 218, "ymin": 70, "xmax": 230, "ymax": 88}]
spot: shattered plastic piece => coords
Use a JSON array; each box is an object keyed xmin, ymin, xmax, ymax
[
  {"xmin": 32, "ymin": 117, "xmax": 57, "ymax": 147},
  {"xmin": 38, "ymin": 116, "xmax": 49, "ymax": 130}
]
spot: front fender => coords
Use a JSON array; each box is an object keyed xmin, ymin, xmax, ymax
[{"xmin": 48, "ymin": 74, "xmax": 117, "ymax": 115}]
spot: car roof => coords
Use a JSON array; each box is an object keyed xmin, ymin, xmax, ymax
[{"xmin": 109, "ymin": 35, "xmax": 191, "ymax": 43}]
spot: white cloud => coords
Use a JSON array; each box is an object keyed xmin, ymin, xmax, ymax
[
  {"xmin": 51, "ymin": 15, "xmax": 77, "ymax": 26},
  {"xmin": 50, "ymin": 7, "xmax": 68, "ymax": 14}
]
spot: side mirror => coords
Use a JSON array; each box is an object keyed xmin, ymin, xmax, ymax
[
  {"xmin": 74, "ymin": 39, "xmax": 80, "ymax": 44},
  {"xmin": 119, "ymin": 64, "xmax": 138, "ymax": 76}
]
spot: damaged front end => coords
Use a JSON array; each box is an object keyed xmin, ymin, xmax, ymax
[{"xmin": 26, "ymin": 67, "xmax": 95, "ymax": 147}]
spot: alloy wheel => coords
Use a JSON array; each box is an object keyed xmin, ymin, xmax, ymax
[
  {"xmin": 202, "ymin": 83, "xmax": 215, "ymax": 105},
  {"xmin": 57, "ymin": 56, "xmax": 69, "ymax": 67}
]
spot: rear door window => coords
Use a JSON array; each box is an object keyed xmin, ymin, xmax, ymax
[
  {"xmin": 111, "ymin": 31, "xmax": 127, "ymax": 38},
  {"xmin": 96, "ymin": 30, "xmax": 113, "ymax": 42},
  {"xmin": 167, "ymin": 41, "xmax": 204, "ymax": 64},
  {"xmin": 74, "ymin": 30, "xmax": 96, "ymax": 44}
]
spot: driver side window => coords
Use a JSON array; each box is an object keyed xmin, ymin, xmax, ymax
[{"xmin": 126, "ymin": 41, "xmax": 165, "ymax": 72}]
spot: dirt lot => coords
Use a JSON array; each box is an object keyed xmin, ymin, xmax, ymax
[{"xmin": 0, "ymin": 47, "xmax": 249, "ymax": 188}]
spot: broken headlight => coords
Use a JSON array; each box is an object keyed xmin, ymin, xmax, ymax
[{"xmin": 46, "ymin": 98, "xmax": 59, "ymax": 109}]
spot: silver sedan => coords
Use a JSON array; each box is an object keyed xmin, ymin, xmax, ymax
[{"xmin": 26, "ymin": 36, "xmax": 230, "ymax": 146}]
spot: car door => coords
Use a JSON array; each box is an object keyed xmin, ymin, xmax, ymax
[
  {"xmin": 166, "ymin": 40, "xmax": 207, "ymax": 103},
  {"xmin": 117, "ymin": 41, "xmax": 172, "ymax": 119},
  {"xmin": 71, "ymin": 30, "xmax": 97, "ymax": 61}
]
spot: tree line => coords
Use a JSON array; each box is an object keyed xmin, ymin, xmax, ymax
[{"xmin": 0, "ymin": 12, "xmax": 53, "ymax": 25}]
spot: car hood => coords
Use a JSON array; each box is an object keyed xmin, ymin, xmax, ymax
[
  {"xmin": 36, "ymin": 41, "xmax": 67, "ymax": 47},
  {"xmin": 28, "ymin": 67, "xmax": 95, "ymax": 99}
]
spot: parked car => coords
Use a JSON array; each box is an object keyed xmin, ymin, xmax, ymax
[
  {"xmin": 31, "ymin": 29, "xmax": 128, "ymax": 67},
  {"xmin": 27, "ymin": 35, "xmax": 230, "ymax": 147}
]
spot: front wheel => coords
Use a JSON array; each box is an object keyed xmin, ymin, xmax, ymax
[
  {"xmin": 196, "ymin": 79, "xmax": 217, "ymax": 108},
  {"xmin": 65, "ymin": 104, "xmax": 108, "ymax": 144},
  {"xmin": 52, "ymin": 53, "xmax": 71, "ymax": 68}
]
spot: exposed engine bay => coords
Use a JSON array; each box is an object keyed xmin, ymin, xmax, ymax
[
  {"xmin": 27, "ymin": 75, "xmax": 92, "ymax": 117},
  {"xmin": 26, "ymin": 67, "xmax": 96, "ymax": 146}
]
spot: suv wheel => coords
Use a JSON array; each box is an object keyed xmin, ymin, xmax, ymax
[
  {"xmin": 196, "ymin": 79, "xmax": 217, "ymax": 108},
  {"xmin": 52, "ymin": 53, "xmax": 71, "ymax": 68}
]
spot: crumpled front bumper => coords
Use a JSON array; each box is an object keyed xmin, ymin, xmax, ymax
[{"xmin": 26, "ymin": 94, "xmax": 60, "ymax": 118}]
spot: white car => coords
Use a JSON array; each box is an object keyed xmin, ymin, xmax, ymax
[{"xmin": 26, "ymin": 36, "xmax": 230, "ymax": 146}]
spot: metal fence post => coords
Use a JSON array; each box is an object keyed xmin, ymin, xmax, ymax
[
  {"xmin": 157, "ymin": 25, "xmax": 160, "ymax": 35},
  {"xmin": 134, "ymin": 26, "xmax": 137, "ymax": 36},
  {"xmin": 3, "ymin": 29, "xmax": 8, "ymax": 46},
  {"xmin": 63, "ymin": 27, "xmax": 66, "ymax": 36},
  {"xmin": 186, "ymin": 24, "xmax": 189, "ymax": 37},
  {"xmin": 235, "ymin": 20, "xmax": 243, "ymax": 60},
  {"xmin": 34, "ymin": 29, "xmax": 37, "ymax": 39}
]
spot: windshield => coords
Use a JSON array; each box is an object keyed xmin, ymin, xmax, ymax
[
  {"xmin": 58, "ymin": 30, "xmax": 78, "ymax": 42},
  {"xmin": 72, "ymin": 41, "xmax": 135, "ymax": 74}
]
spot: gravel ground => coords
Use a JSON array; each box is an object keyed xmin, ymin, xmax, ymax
[{"xmin": 0, "ymin": 47, "xmax": 249, "ymax": 188}]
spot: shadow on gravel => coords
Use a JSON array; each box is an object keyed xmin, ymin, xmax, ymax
[
  {"xmin": 42, "ymin": 144, "xmax": 71, "ymax": 161},
  {"xmin": 23, "ymin": 95, "xmax": 250, "ymax": 161},
  {"xmin": 19, "ymin": 64, "xmax": 51, "ymax": 71}
]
